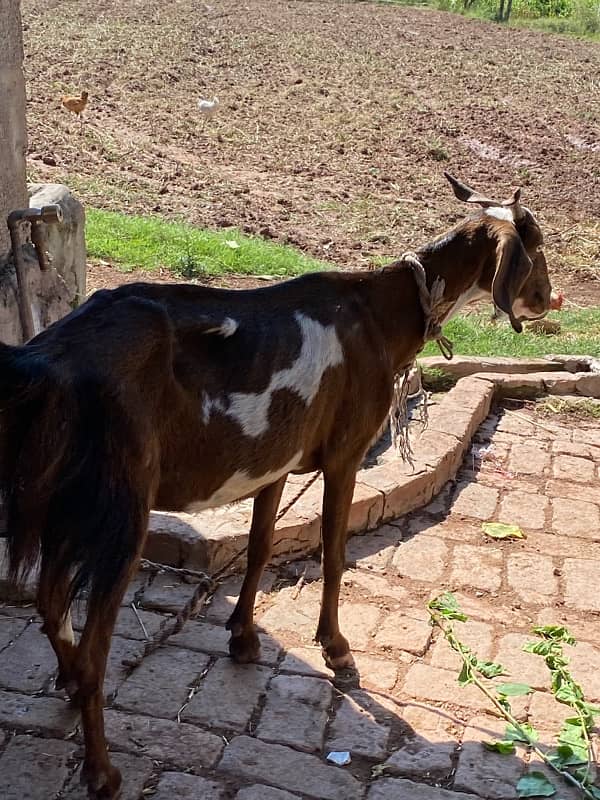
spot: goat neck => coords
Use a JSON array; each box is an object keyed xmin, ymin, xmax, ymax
[{"xmin": 363, "ymin": 262, "xmax": 432, "ymax": 375}]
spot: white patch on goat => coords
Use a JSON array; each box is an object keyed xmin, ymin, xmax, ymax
[
  {"xmin": 58, "ymin": 611, "xmax": 75, "ymax": 645},
  {"xmin": 202, "ymin": 312, "xmax": 344, "ymax": 437},
  {"xmin": 204, "ymin": 317, "xmax": 238, "ymax": 337},
  {"xmin": 485, "ymin": 207, "xmax": 515, "ymax": 224},
  {"xmin": 184, "ymin": 450, "xmax": 303, "ymax": 512},
  {"xmin": 443, "ymin": 285, "xmax": 489, "ymax": 323}
]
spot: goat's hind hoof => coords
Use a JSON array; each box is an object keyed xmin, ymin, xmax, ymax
[
  {"xmin": 81, "ymin": 762, "xmax": 122, "ymax": 800},
  {"xmin": 228, "ymin": 630, "xmax": 261, "ymax": 664}
]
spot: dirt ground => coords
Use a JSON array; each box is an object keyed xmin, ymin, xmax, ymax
[{"xmin": 21, "ymin": 0, "xmax": 600, "ymax": 303}]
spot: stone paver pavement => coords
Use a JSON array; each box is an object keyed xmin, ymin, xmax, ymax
[{"xmin": 1, "ymin": 403, "xmax": 600, "ymax": 798}]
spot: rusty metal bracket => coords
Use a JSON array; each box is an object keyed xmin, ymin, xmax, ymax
[{"xmin": 6, "ymin": 204, "xmax": 63, "ymax": 342}]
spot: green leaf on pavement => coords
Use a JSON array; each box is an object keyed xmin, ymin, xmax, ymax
[
  {"xmin": 483, "ymin": 739, "xmax": 516, "ymax": 755},
  {"xmin": 516, "ymin": 772, "xmax": 556, "ymax": 797},
  {"xmin": 496, "ymin": 683, "xmax": 533, "ymax": 697},
  {"xmin": 506, "ymin": 722, "xmax": 539, "ymax": 743},
  {"xmin": 482, "ymin": 522, "xmax": 526, "ymax": 540}
]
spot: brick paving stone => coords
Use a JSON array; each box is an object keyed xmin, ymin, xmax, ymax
[
  {"xmin": 451, "ymin": 481, "xmax": 499, "ymax": 520},
  {"xmin": 454, "ymin": 715, "xmax": 525, "ymax": 799},
  {"xmin": 151, "ymin": 771, "xmax": 227, "ymax": 800},
  {"xmin": 279, "ymin": 647, "xmax": 333, "ymax": 678},
  {"xmin": 72, "ymin": 604, "xmax": 166, "ymax": 641},
  {"xmin": 563, "ymin": 558, "xmax": 600, "ymax": 612},
  {"xmin": 374, "ymin": 607, "xmax": 433, "ymax": 655},
  {"xmin": 402, "ymin": 664, "xmax": 490, "ymax": 711},
  {"xmin": 327, "ymin": 689, "xmax": 392, "ymax": 760},
  {"xmin": 506, "ymin": 553, "xmax": 559, "ymax": 604},
  {"xmin": 346, "ymin": 525, "xmax": 402, "ymax": 572},
  {"xmin": 339, "ymin": 602, "xmax": 380, "ymax": 649},
  {"xmin": 508, "ymin": 442, "xmax": 551, "ymax": 475},
  {"xmin": 536, "ymin": 606, "xmax": 600, "ymax": 647},
  {"xmin": 552, "ymin": 439, "xmax": 600, "ymax": 459},
  {"xmin": 205, "ymin": 572, "xmax": 276, "ymax": 625},
  {"xmin": 430, "ymin": 619, "xmax": 494, "ymax": 671},
  {"xmin": 551, "ymin": 496, "xmax": 600, "ymax": 539},
  {"xmin": 450, "ymin": 592, "xmax": 525, "ymax": 628},
  {"xmin": 258, "ymin": 583, "xmax": 321, "ymax": 640},
  {"xmin": 495, "ymin": 633, "xmax": 549, "ymax": 690},
  {"xmin": 0, "ymin": 735, "xmax": 76, "ymax": 800},
  {"xmin": 499, "ymin": 490, "xmax": 548, "ymax": 529},
  {"xmin": 386, "ymin": 702, "xmax": 461, "ymax": 779},
  {"xmin": 367, "ymin": 778, "xmax": 479, "ymax": 800},
  {"xmin": 140, "ymin": 573, "xmax": 207, "ymax": 614},
  {"xmin": 168, "ymin": 619, "xmax": 281, "ymax": 665},
  {"xmin": 409, "ymin": 515, "xmax": 483, "ymax": 545},
  {"xmin": 450, "ymin": 544, "xmax": 503, "ymax": 592},
  {"xmin": 0, "ymin": 690, "xmax": 79, "ymax": 736},
  {"xmin": 64, "ymin": 752, "xmax": 154, "ymax": 800},
  {"xmin": 120, "ymin": 574, "xmax": 150, "ymax": 606},
  {"xmin": 0, "ymin": 616, "xmax": 27, "ymax": 650},
  {"xmin": 104, "ymin": 708, "xmax": 224, "ymax": 769},
  {"xmin": 104, "ymin": 636, "xmax": 146, "ymax": 701},
  {"xmin": 345, "ymin": 569, "xmax": 408, "ymax": 601},
  {"xmin": 546, "ymin": 479, "xmax": 600, "ymax": 506},
  {"xmin": 257, "ymin": 674, "xmax": 332, "ymax": 753},
  {"xmin": 353, "ymin": 654, "xmax": 399, "ymax": 691},
  {"xmin": 0, "ymin": 603, "xmax": 37, "ymax": 619},
  {"xmin": 528, "ymin": 691, "xmax": 570, "ymax": 730},
  {"xmin": 525, "ymin": 529, "xmax": 600, "ymax": 560},
  {"xmin": 0, "ymin": 624, "xmax": 57, "ymax": 693},
  {"xmin": 116, "ymin": 646, "xmax": 209, "ymax": 718},
  {"xmin": 568, "ymin": 641, "xmax": 600, "ymax": 702},
  {"xmin": 182, "ymin": 657, "xmax": 271, "ymax": 732},
  {"xmin": 553, "ymin": 453, "xmax": 596, "ymax": 483},
  {"xmin": 497, "ymin": 413, "xmax": 553, "ymax": 439},
  {"xmin": 236, "ymin": 787, "xmax": 300, "ymax": 800},
  {"xmin": 218, "ymin": 735, "xmax": 364, "ymax": 800},
  {"xmin": 391, "ymin": 535, "xmax": 447, "ymax": 582}
]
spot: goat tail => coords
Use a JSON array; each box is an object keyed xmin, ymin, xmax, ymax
[{"xmin": 0, "ymin": 341, "xmax": 73, "ymax": 595}]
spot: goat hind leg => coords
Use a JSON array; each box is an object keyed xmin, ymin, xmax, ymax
[
  {"xmin": 38, "ymin": 561, "xmax": 79, "ymax": 702},
  {"xmin": 73, "ymin": 572, "xmax": 134, "ymax": 800},
  {"xmin": 227, "ymin": 477, "xmax": 286, "ymax": 663},
  {"xmin": 316, "ymin": 465, "xmax": 358, "ymax": 672}
]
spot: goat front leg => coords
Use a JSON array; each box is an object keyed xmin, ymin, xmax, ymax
[
  {"xmin": 227, "ymin": 477, "xmax": 286, "ymax": 663},
  {"xmin": 316, "ymin": 463, "xmax": 359, "ymax": 672}
]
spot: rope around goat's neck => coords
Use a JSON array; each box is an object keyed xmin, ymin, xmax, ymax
[
  {"xmin": 400, "ymin": 251, "xmax": 454, "ymax": 360},
  {"xmin": 388, "ymin": 252, "xmax": 454, "ymax": 462}
]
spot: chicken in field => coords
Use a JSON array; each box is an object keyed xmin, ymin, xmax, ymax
[
  {"xmin": 198, "ymin": 95, "xmax": 219, "ymax": 127},
  {"xmin": 61, "ymin": 90, "xmax": 89, "ymax": 125}
]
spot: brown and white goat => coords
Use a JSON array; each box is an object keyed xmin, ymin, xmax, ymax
[{"xmin": 0, "ymin": 173, "xmax": 552, "ymax": 799}]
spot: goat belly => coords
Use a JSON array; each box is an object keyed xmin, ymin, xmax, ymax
[{"xmin": 182, "ymin": 450, "xmax": 303, "ymax": 512}]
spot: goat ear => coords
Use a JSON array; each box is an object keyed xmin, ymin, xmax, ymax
[
  {"xmin": 444, "ymin": 171, "xmax": 497, "ymax": 208},
  {"xmin": 491, "ymin": 229, "xmax": 533, "ymax": 333},
  {"xmin": 501, "ymin": 187, "xmax": 525, "ymax": 221}
]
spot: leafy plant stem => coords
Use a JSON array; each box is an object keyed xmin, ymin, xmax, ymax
[{"xmin": 428, "ymin": 606, "xmax": 597, "ymax": 798}]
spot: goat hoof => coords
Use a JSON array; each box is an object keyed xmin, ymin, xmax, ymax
[
  {"xmin": 56, "ymin": 673, "xmax": 82, "ymax": 707},
  {"xmin": 81, "ymin": 762, "xmax": 122, "ymax": 799},
  {"xmin": 229, "ymin": 630, "xmax": 261, "ymax": 664},
  {"xmin": 319, "ymin": 633, "xmax": 355, "ymax": 671}
]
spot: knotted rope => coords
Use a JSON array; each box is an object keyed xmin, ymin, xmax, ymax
[{"xmin": 388, "ymin": 252, "xmax": 454, "ymax": 462}]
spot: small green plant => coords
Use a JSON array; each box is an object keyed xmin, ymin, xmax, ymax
[
  {"xmin": 428, "ymin": 593, "xmax": 600, "ymax": 798},
  {"xmin": 426, "ymin": 138, "xmax": 450, "ymax": 162}
]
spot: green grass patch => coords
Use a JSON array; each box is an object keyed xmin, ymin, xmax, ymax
[
  {"xmin": 422, "ymin": 307, "xmax": 600, "ymax": 358},
  {"xmin": 85, "ymin": 208, "xmax": 328, "ymax": 278}
]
